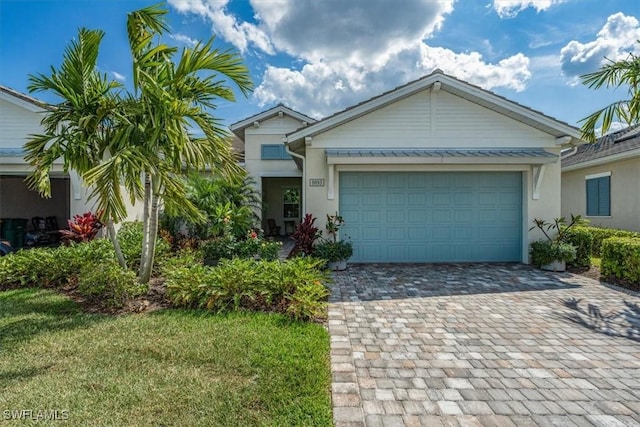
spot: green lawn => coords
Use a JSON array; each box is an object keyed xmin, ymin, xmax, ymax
[{"xmin": 0, "ymin": 289, "xmax": 332, "ymax": 426}]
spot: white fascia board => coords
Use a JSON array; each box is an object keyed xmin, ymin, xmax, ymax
[
  {"xmin": 562, "ymin": 148, "xmax": 640, "ymax": 172},
  {"xmin": 230, "ymin": 105, "xmax": 315, "ymax": 132},
  {"xmin": 0, "ymin": 90, "xmax": 46, "ymax": 113}
]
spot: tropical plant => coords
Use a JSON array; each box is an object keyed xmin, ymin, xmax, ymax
[
  {"xmin": 529, "ymin": 214, "xmax": 586, "ymax": 243},
  {"xmin": 530, "ymin": 240, "xmax": 577, "ymax": 267},
  {"xmin": 313, "ymin": 240, "xmax": 353, "ymax": 263},
  {"xmin": 324, "ymin": 212, "xmax": 345, "ymax": 243},
  {"xmin": 291, "ymin": 214, "xmax": 320, "ymax": 256},
  {"xmin": 579, "ymin": 43, "xmax": 640, "ymax": 142},
  {"xmin": 59, "ymin": 211, "xmax": 103, "ymax": 243},
  {"xmin": 25, "ymin": 4, "xmax": 253, "ymax": 283}
]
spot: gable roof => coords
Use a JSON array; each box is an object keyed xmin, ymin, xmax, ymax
[
  {"xmin": 0, "ymin": 85, "xmax": 48, "ymax": 112},
  {"xmin": 230, "ymin": 103, "xmax": 316, "ymax": 139},
  {"xmin": 562, "ymin": 124, "xmax": 640, "ymax": 170},
  {"xmin": 285, "ymin": 69, "xmax": 583, "ymax": 147}
]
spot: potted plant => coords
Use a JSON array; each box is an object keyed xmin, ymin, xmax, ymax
[
  {"xmin": 529, "ymin": 214, "xmax": 584, "ymax": 272},
  {"xmin": 314, "ymin": 239, "xmax": 353, "ymax": 271},
  {"xmin": 314, "ymin": 213, "xmax": 353, "ymax": 271}
]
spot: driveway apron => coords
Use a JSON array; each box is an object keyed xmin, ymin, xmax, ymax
[{"xmin": 328, "ymin": 264, "xmax": 640, "ymax": 427}]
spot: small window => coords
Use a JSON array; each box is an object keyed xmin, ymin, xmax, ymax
[
  {"xmin": 586, "ymin": 174, "xmax": 610, "ymax": 216},
  {"xmin": 261, "ymin": 144, "xmax": 292, "ymax": 160}
]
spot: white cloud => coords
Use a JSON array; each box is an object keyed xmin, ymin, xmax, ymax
[
  {"xmin": 492, "ymin": 0, "xmax": 566, "ymax": 18},
  {"xmin": 170, "ymin": 33, "xmax": 198, "ymax": 47},
  {"xmin": 255, "ymin": 44, "xmax": 531, "ymax": 119},
  {"xmin": 560, "ymin": 13, "xmax": 640, "ymax": 79},
  {"xmin": 168, "ymin": 0, "xmax": 274, "ymax": 54},
  {"xmin": 111, "ymin": 71, "xmax": 126, "ymax": 82}
]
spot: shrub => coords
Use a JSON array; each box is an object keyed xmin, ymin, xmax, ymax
[
  {"xmin": 291, "ymin": 214, "xmax": 320, "ymax": 256},
  {"xmin": 0, "ymin": 239, "xmax": 114, "ymax": 288},
  {"xmin": 117, "ymin": 222, "xmax": 170, "ymax": 270},
  {"xmin": 530, "ymin": 240, "xmax": 576, "ymax": 267},
  {"xmin": 580, "ymin": 226, "xmax": 640, "ymax": 257},
  {"xmin": 258, "ymin": 240, "xmax": 281, "ymax": 261},
  {"xmin": 77, "ymin": 262, "xmax": 145, "ymax": 308},
  {"xmin": 59, "ymin": 211, "xmax": 103, "ymax": 243},
  {"xmin": 601, "ymin": 237, "xmax": 640, "ymax": 284},
  {"xmin": 165, "ymin": 257, "xmax": 330, "ymax": 321},
  {"xmin": 562, "ymin": 227, "xmax": 593, "ymax": 268}
]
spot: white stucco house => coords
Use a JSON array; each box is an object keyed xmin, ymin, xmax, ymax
[
  {"xmin": 561, "ymin": 125, "xmax": 640, "ymax": 232},
  {"xmin": 0, "ymin": 85, "xmax": 138, "ymax": 246},
  {"xmin": 232, "ymin": 70, "xmax": 585, "ymax": 263}
]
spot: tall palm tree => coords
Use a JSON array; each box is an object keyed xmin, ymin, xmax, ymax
[
  {"xmin": 25, "ymin": 4, "xmax": 252, "ymax": 283},
  {"xmin": 26, "ymin": 28, "xmax": 129, "ymax": 268},
  {"xmin": 579, "ymin": 45, "xmax": 640, "ymax": 142}
]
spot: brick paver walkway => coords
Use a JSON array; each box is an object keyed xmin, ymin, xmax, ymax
[{"xmin": 328, "ymin": 264, "xmax": 640, "ymax": 427}]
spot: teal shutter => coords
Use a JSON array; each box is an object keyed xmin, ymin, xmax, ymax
[
  {"xmin": 586, "ymin": 176, "xmax": 610, "ymax": 216},
  {"xmin": 261, "ymin": 144, "xmax": 292, "ymax": 160}
]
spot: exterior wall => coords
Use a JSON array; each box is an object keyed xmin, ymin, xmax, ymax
[
  {"xmin": 0, "ymin": 98, "xmax": 46, "ymax": 150},
  {"xmin": 314, "ymin": 91, "xmax": 554, "ymax": 149},
  {"xmin": 562, "ymin": 157, "xmax": 640, "ymax": 231},
  {"xmin": 302, "ymin": 88, "xmax": 564, "ymax": 262}
]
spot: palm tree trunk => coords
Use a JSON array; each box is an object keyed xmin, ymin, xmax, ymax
[
  {"xmin": 106, "ymin": 220, "xmax": 127, "ymax": 269},
  {"xmin": 139, "ymin": 175, "xmax": 160, "ymax": 284}
]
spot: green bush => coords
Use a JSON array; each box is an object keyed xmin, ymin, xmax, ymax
[
  {"xmin": 530, "ymin": 240, "xmax": 576, "ymax": 267},
  {"xmin": 77, "ymin": 262, "xmax": 145, "ymax": 308},
  {"xmin": 0, "ymin": 239, "xmax": 114, "ymax": 288},
  {"xmin": 313, "ymin": 240, "xmax": 353, "ymax": 262},
  {"xmin": 258, "ymin": 240, "xmax": 281, "ymax": 261},
  {"xmin": 117, "ymin": 222, "xmax": 170, "ymax": 270},
  {"xmin": 580, "ymin": 226, "xmax": 640, "ymax": 257},
  {"xmin": 165, "ymin": 257, "xmax": 330, "ymax": 321},
  {"xmin": 562, "ymin": 227, "xmax": 593, "ymax": 268},
  {"xmin": 601, "ymin": 237, "xmax": 640, "ymax": 284}
]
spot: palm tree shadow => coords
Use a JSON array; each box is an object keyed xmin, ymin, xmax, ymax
[{"xmin": 560, "ymin": 297, "xmax": 640, "ymax": 342}]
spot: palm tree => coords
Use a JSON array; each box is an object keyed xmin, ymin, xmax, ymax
[
  {"xmin": 26, "ymin": 28, "xmax": 129, "ymax": 268},
  {"xmin": 579, "ymin": 45, "xmax": 640, "ymax": 142},
  {"xmin": 118, "ymin": 4, "xmax": 252, "ymax": 283},
  {"xmin": 25, "ymin": 4, "xmax": 253, "ymax": 283}
]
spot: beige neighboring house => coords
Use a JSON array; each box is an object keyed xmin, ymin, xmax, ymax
[
  {"xmin": 0, "ymin": 85, "xmax": 139, "ymax": 247},
  {"xmin": 561, "ymin": 125, "xmax": 640, "ymax": 232},
  {"xmin": 232, "ymin": 70, "xmax": 585, "ymax": 263}
]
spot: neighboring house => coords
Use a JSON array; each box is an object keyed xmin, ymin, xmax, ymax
[
  {"xmin": 561, "ymin": 125, "xmax": 640, "ymax": 232},
  {"xmin": 232, "ymin": 70, "xmax": 584, "ymax": 263},
  {"xmin": 0, "ymin": 85, "xmax": 138, "ymax": 242}
]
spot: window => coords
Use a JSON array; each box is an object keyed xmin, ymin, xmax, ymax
[
  {"xmin": 586, "ymin": 173, "xmax": 611, "ymax": 216},
  {"xmin": 261, "ymin": 144, "xmax": 292, "ymax": 160},
  {"xmin": 282, "ymin": 188, "xmax": 300, "ymax": 219}
]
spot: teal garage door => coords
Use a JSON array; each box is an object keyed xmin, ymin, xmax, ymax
[{"xmin": 339, "ymin": 172, "xmax": 522, "ymax": 263}]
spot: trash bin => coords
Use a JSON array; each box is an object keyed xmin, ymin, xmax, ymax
[{"xmin": 0, "ymin": 218, "xmax": 28, "ymax": 249}]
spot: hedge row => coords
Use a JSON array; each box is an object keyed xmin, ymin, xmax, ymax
[
  {"xmin": 601, "ymin": 237, "xmax": 640, "ymax": 284},
  {"xmin": 577, "ymin": 226, "xmax": 640, "ymax": 257}
]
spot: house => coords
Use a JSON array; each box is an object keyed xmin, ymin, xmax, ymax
[
  {"xmin": 232, "ymin": 70, "xmax": 584, "ymax": 263},
  {"xmin": 0, "ymin": 85, "xmax": 138, "ymax": 246},
  {"xmin": 561, "ymin": 125, "xmax": 640, "ymax": 232}
]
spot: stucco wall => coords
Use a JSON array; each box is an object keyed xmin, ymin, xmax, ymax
[{"xmin": 562, "ymin": 157, "xmax": 640, "ymax": 231}]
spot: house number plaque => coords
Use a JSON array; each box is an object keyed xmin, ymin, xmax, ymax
[{"xmin": 309, "ymin": 178, "xmax": 325, "ymax": 187}]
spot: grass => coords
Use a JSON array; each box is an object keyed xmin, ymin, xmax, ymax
[{"xmin": 0, "ymin": 289, "xmax": 332, "ymax": 427}]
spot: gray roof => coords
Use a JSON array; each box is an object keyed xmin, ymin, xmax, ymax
[
  {"xmin": 326, "ymin": 148, "xmax": 557, "ymax": 158},
  {"xmin": 562, "ymin": 124, "xmax": 640, "ymax": 168},
  {"xmin": 0, "ymin": 85, "xmax": 48, "ymax": 109}
]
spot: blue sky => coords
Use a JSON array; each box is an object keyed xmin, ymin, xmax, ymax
[{"xmin": 1, "ymin": 0, "xmax": 638, "ymax": 130}]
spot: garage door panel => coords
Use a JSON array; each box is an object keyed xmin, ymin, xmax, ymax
[{"xmin": 340, "ymin": 172, "xmax": 522, "ymax": 263}]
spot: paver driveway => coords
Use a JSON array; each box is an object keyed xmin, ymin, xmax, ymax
[{"xmin": 328, "ymin": 264, "xmax": 640, "ymax": 427}]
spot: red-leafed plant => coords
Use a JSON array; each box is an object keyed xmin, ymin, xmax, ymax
[
  {"xmin": 59, "ymin": 211, "xmax": 103, "ymax": 244},
  {"xmin": 291, "ymin": 213, "xmax": 320, "ymax": 256}
]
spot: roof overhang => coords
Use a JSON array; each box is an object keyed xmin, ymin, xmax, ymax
[
  {"xmin": 230, "ymin": 104, "xmax": 316, "ymax": 139},
  {"xmin": 325, "ymin": 148, "xmax": 559, "ymax": 165},
  {"xmin": 562, "ymin": 147, "xmax": 640, "ymax": 172},
  {"xmin": 285, "ymin": 71, "xmax": 584, "ymax": 147},
  {"xmin": 0, "ymin": 86, "xmax": 49, "ymax": 113}
]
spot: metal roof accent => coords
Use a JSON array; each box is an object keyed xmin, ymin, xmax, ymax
[
  {"xmin": 0, "ymin": 148, "xmax": 25, "ymax": 157},
  {"xmin": 325, "ymin": 148, "xmax": 557, "ymax": 159}
]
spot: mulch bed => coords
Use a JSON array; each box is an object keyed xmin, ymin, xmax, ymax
[{"xmin": 569, "ymin": 265, "xmax": 640, "ymax": 293}]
